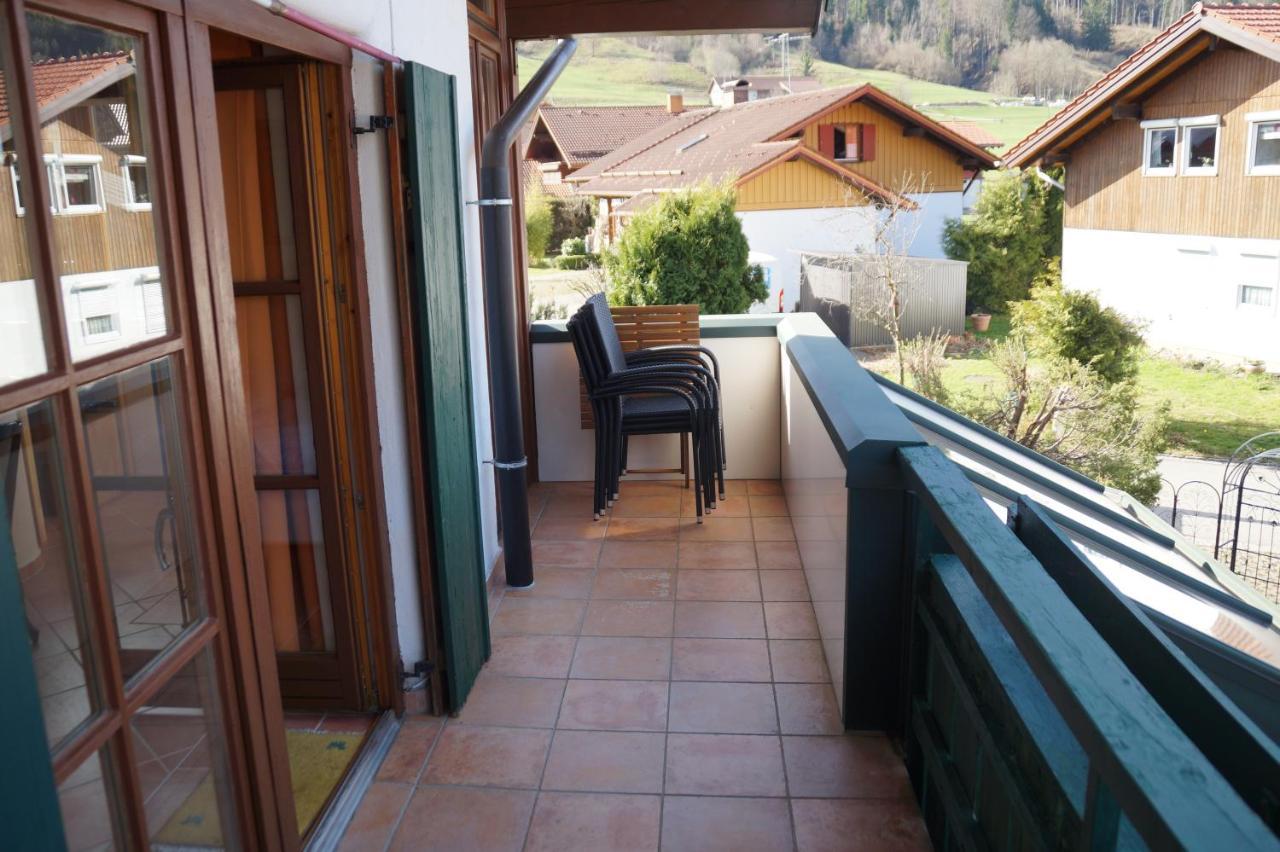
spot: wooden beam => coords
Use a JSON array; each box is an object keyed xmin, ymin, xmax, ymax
[
  {"xmin": 504, "ymin": 0, "xmax": 821, "ymax": 40},
  {"xmin": 1111, "ymin": 102, "xmax": 1143, "ymax": 120}
]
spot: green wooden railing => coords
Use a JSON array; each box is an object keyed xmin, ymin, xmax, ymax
[{"xmin": 778, "ymin": 314, "xmax": 1280, "ymax": 850}]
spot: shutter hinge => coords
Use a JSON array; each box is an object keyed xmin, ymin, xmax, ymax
[{"xmin": 353, "ymin": 114, "xmax": 395, "ymax": 136}]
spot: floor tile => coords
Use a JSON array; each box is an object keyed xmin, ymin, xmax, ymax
[
  {"xmin": 571, "ymin": 637, "xmax": 671, "ymax": 680},
  {"xmin": 582, "ymin": 600, "xmax": 674, "ymax": 637},
  {"xmin": 677, "ymin": 541, "xmax": 756, "ymax": 570},
  {"xmin": 791, "ymin": 798, "xmax": 930, "ymax": 851},
  {"xmin": 524, "ymin": 792, "xmax": 660, "ymax": 852},
  {"xmin": 539, "ymin": 494, "xmax": 595, "ymax": 519},
  {"xmin": 607, "ymin": 518, "xmax": 682, "ymax": 541},
  {"xmin": 661, "ymin": 796, "xmax": 795, "ymax": 852},
  {"xmin": 769, "ymin": 641, "xmax": 831, "ymax": 683},
  {"xmin": 591, "ymin": 568, "xmax": 675, "ymax": 600},
  {"xmin": 601, "ymin": 540, "xmax": 678, "ymax": 570},
  {"xmin": 747, "ymin": 480, "xmax": 784, "ymax": 496},
  {"xmin": 782, "ymin": 735, "xmax": 913, "ymax": 799},
  {"xmin": 791, "ymin": 516, "xmax": 838, "ymax": 542},
  {"xmin": 388, "ymin": 785, "xmax": 535, "ymax": 852},
  {"xmin": 541, "ymin": 730, "xmax": 665, "ymax": 793},
  {"xmin": 455, "ymin": 675, "xmax": 566, "ymax": 728},
  {"xmin": 671, "ymin": 638, "xmax": 772, "ymax": 682},
  {"xmin": 669, "ymin": 682, "xmax": 778, "ymax": 734},
  {"xmin": 506, "ymin": 567, "xmax": 594, "ymax": 599},
  {"xmin": 618, "ymin": 480, "xmax": 682, "ymax": 496},
  {"xmin": 682, "ymin": 493, "xmax": 750, "ymax": 517},
  {"xmin": 674, "ymin": 601, "xmax": 766, "ymax": 638},
  {"xmin": 491, "ymin": 598, "xmax": 585, "ymax": 636},
  {"xmin": 610, "ymin": 494, "xmax": 681, "ymax": 517},
  {"xmin": 721, "ymin": 480, "xmax": 749, "ymax": 496},
  {"xmin": 558, "ymin": 680, "xmax": 668, "ymax": 731},
  {"xmin": 665, "ymin": 734, "xmax": 787, "ymax": 797},
  {"xmin": 752, "ymin": 516, "xmax": 797, "ymax": 542},
  {"xmin": 759, "ymin": 571, "xmax": 810, "ymax": 602},
  {"xmin": 375, "ymin": 717, "xmax": 443, "ymax": 783},
  {"xmin": 532, "ymin": 540, "xmax": 602, "ymax": 568},
  {"xmin": 775, "ymin": 684, "xmax": 843, "ymax": 735},
  {"xmin": 676, "ymin": 570, "xmax": 761, "ymax": 602},
  {"xmin": 764, "ymin": 602, "xmax": 819, "ymax": 639},
  {"xmin": 748, "ymin": 495, "xmax": 790, "ymax": 517},
  {"xmin": 421, "ymin": 725, "xmax": 551, "ymax": 788},
  {"xmin": 338, "ymin": 782, "xmax": 412, "ymax": 852},
  {"xmin": 533, "ymin": 517, "xmax": 607, "ymax": 541},
  {"xmin": 755, "ymin": 541, "xmax": 803, "ymax": 571},
  {"xmin": 487, "ymin": 635, "xmax": 577, "ymax": 678},
  {"xmin": 680, "ymin": 516, "xmax": 754, "ymax": 542}
]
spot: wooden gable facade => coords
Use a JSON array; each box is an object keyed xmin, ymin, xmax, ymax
[{"xmin": 1063, "ymin": 46, "xmax": 1280, "ymax": 239}]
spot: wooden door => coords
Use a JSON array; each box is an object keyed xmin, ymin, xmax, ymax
[{"xmin": 212, "ymin": 63, "xmax": 362, "ymax": 710}]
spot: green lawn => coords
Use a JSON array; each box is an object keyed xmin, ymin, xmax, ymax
[
  {"xmin": 869, "ymin": 316, "xmax": 1280, "ymax": 458},
  {"xmin": 516, "ymin": 42, "xmax": 1057, "ymax": 151}
]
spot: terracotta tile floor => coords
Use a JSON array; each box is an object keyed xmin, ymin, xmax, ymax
[{"xmin": 340, "ymin": 480, "xmax": 930, "ymax": 852}]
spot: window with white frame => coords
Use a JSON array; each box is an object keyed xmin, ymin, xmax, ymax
[
  {"xmin": 1246, "ymin": 110, "xmax": 1280, "ymax": 176},
  {"xmin": 1180, "ymin": 116, "xmax": 1219, "ymax": 176},
  {"xmin": 1141, "ymin": 120, "xmax": 1177, "ymax": 175},
  {"xmin": 1239, "ymin": 284, "xmax": 1275, "ymax": 310},
  {"xmin": 44, "ymin": 154, "xmax": 104, "ymax": 215},
  {"xmin": 120, "ymin": 154, "xmax": 152, "ymax": 211}
]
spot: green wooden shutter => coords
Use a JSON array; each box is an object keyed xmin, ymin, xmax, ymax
[
  {"xmin": 402, "ymin": 63, "xmax": 491, "ymax": 711},
  {"xmin": 0, "ymin": 490, "xmax": 66, "ymax": 849}
]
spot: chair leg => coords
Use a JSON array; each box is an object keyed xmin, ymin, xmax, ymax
[{"xmin": 680, "ymin": 433, "xmax": 689, "ymax": 489}]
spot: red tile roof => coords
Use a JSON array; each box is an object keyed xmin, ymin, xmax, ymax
[
  {"xmin": 536, "ymin": 104, "xmax": 681, "ymax": 167},
  {"xmin": 0, "ymin": 51, "xmax": 131, "ymax": 129},
  {"xmin": 1005, "ymin": 4, "xmax": 1280, "ymax": 165},
  {"xmin": 570, "ymin": 84, "xmax": 994, "ymax": 203},
  {"xmin": 939, "ymin": 120, "xmax": 1004, "ymax": 149}
]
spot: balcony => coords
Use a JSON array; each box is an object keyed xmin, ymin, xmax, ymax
[{"xmin": 340, "ymin": 313, "xmax": 1279, "ymax": 849}]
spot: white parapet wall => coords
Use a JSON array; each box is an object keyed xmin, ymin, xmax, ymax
[
  {"xmin": 1062, "ymin": 227, "xmax": 1280, "ymax": 370},
  {"xmin": 532, "ymin": 319, "xmax": 783, "ymax": 482}
]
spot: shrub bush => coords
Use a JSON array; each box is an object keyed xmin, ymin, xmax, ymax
[
  {"xmin": 549, "ymin": 196, "xmax": 594, "ymax": 252},
  {"xmin": 943, "ymin": 168, "xmax": 1062, "ymax": 311},
  {"xmin": 555, "ymin": 253, "xmax": 598, "ymax": 270},
  {"xmin": 1010, "ymin": 260, "xmax": 1145, "ymax": 384},
  {"xmin": 524, "ymin": 180, "xmax": 553, "ymax": 262},
  {"xmin": 605, "ymin": 183, "xmax": 767, "ymax": 314},
  {"xmin": 560, "ymin": 236, "xmax": 587, "ymax": 257}
]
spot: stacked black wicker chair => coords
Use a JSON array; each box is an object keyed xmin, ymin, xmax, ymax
[{"xmin": 567, "ymin": 294, "xmax": 726, "ymax": 522}]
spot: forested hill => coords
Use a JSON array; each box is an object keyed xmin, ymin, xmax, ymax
[{"xmin": 813, "ymin": 0, "xmax": 1278, "ymax": 95}]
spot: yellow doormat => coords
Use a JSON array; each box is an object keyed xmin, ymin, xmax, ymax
[{"xmin": 155, "ymin": 729, "xmax": 365, "ymax": 847}]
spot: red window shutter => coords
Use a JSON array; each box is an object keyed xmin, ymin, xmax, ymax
[
  {"xmin": 861, "ymin": 123, "xmax": 876, "ymax": 162},
  {"xmin": 818, "ymin": 124, "xmax": 836, "ymax": 158}
]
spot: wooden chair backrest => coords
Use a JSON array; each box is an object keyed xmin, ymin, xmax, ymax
[{"xmin": 579, "ymin": 304, "xmax": 700, "ymax": 429}]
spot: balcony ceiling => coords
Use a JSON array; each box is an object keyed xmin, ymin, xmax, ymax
[{"xmin": 505, "ymin": 0, "xmax": 825, "ymax": 40}]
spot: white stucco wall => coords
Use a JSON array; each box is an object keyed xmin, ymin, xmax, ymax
[
  {"xmin": 1062, "ymin": 227, "xmax": 1280, "ymax": 370},
  {"xmin": 738, "ymin": 190, "xmax": 966, "ymax": 314},
  {"xmin": 533, "ymin": 332, "xmax": 782, "ymax": 482},
  {"xmin": 347, "ymin": 2, "xmax": 500, "ymax": 665}
]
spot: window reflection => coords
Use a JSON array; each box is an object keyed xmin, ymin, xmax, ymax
[{"xmin": 21, "ymin": 12, "xmax": 170, "ymax": 364}]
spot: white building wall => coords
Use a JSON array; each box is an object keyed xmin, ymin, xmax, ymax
[
  {"xmin": 1062, "ymin": 227, "xmax": 1280, "ymax": 370},
  {"xmin": 344, "ymin": 2, "xmax": 500, "ymax": 665},
  {"xmin": 737, "ymin": 190, "xmax": 965, "ymax": 313}
]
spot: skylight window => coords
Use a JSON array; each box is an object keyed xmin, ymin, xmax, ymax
[{"xmin": 676, "ymin": 133, "xmax": 708, "ymax": 154}]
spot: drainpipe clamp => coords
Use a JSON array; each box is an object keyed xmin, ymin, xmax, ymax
[
  {"xmin": 485, "ymin": 457, "xmax": 528, "ymax": 470},
  {"xmin": 469, "ymin": 198, "xmax": 513, "ymax": 206}
]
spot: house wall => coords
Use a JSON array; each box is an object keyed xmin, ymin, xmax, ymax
[
  {"xmin": 736, "ymin": 158, "xmax": 872, "ymax": 211},
  {"xmin": 341, "ymin": 1, "xmax": 498, "ymax": 666},
  {"xmin": 737, "ymin": 205, "xmax": 878, "ymax": 312},
  {"xmin": 1064, "ymin": 47, "xmax": 1280, "ymax": 239},
  {"xmin": 803, "ymin": 101, "xmax": 969, "ymax": 193},
  {"xmin": 1062, "ymin": 227, "xmax": 1280, "ymax": 369}
]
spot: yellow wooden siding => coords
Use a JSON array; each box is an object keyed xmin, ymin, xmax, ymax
[
  {"xmin": 0, "ymin": 164, "xmax": 32, "ymax": 282},
  {"xmin": 736, "ymin": 158, "xmax": 871, "ymax": 210},
  {"xmin": 1065, "ymin": 47, "xmax": 1280, "ymax": 238},
  {"xmin": 801, "ymin": 101, "xmax": 968, "ymax": 192}
]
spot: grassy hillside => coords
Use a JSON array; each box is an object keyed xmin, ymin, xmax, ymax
[{"xmin": 517, "ymin": 39, "xmax": 1057, "ymax": 151}]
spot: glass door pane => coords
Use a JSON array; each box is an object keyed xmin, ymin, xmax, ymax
[{"xmin": 27, "ymin": 12, "xmax": 170, "ymax": 364}]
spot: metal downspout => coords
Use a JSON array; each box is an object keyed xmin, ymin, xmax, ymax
[{"xmin": 478, "ymin": 37, "xmax": 578, "ymax": 588}]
